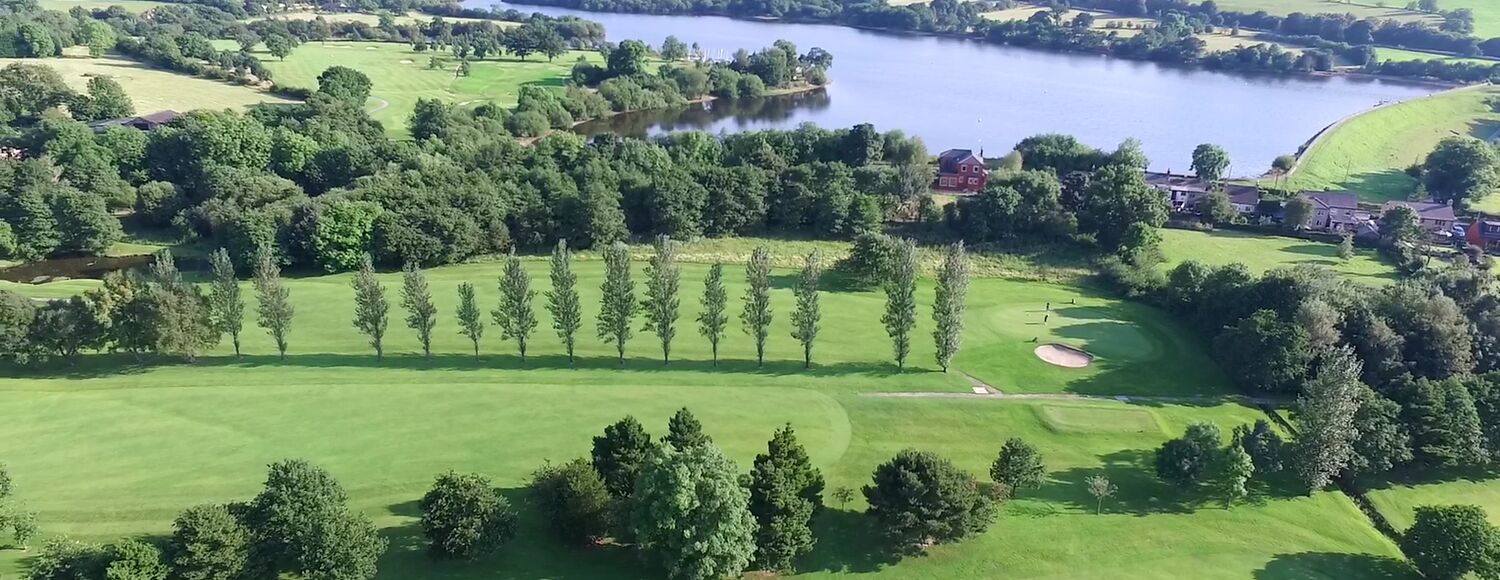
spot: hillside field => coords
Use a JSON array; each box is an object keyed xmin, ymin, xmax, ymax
[
  {"xmin": 0, "ymin": 54, "xmax": 295, "ymax": 113},
  {"xmin": 1158, "ymin": 228, "xmax": 1397, "ymax": 283},
  {"xmin": 0, "ymin": 254, "xmax": 1412, "ymax": 579},
  {"xmin": 251, "ymin": 41, "xmax": 598, "ymax": 136},
  {"xmin": 1276, "ymin": 84, "xmax": 1500, "ymax": 205}
]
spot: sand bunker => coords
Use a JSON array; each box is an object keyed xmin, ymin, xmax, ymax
[
  {"xmin": 1035, "ymin": 344, "xmax": 1093, "ymax": 368},
  {"xmin": 400, "ymin": 59, "xmax": 414, "ymax": 64}
]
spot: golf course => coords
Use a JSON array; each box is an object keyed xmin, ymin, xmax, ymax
[{"xmin": 0, "ymin": 243, "xmax": 1408, "ymax": 579}]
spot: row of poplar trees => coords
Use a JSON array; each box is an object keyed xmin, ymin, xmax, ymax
[{"xmin": 216, "ymin": 236, "xmax": 972, "ymax": 370}]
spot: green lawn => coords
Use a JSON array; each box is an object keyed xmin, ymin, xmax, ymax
[
  {"xmin": 1433, "ymin": 0, "xmax": 1500, "ymax": 39},
  {"xmin": 1375, "ymin": 45, "xmax": 1500, "ymax": 64},
  {"xmin": 1276, "ymin": 85, "xmax": 1500, "ymax": 205},
  {"xmin": 256, "ymin": 10, "xmax": 508, "ymax": 27},
  {"xmin": 252, "ymin": 41, "xmax": 596, "ymax": 136},
  {"xmin": 0, "ymin": 54, "xmax": 295, "ymax": 113},
  {"xmin": 1365, "ymin": 473, "xmax": 1500, "ymax": 532},
  {"xmin": 1159, "ymin": 228, "xmax": 1398, "ymax": 284},
  {"xmin": 36, "ymin": 0, "xmax": 165, "ymax": 12},
  {"xmin": 1208, "ymin": 0, "xmax": 1437, "ymax": 26}
]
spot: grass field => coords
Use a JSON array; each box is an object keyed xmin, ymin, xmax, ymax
[
  {"xmin": 251, "ymin": 41, "xmax": 594, "ymax": 136},
  {"xmin": 1375, "ymin": 46, "xmax": 1500, "ymax": 65},
  {"xmin": 1209, "ymin": 0, "xmax": 1437, "ymax": 26},
  {"xmin": 0, "ymin": 251, "xmax": 1409, "ymax": 578},
  {"xmin": 255, "ymin": 10, "xmax": 507, "ymax": 27},
  {"xmin": 1365, "ymin": 472, "xmax": 1500, "ymax": 532},
  {"xmin": 0, "ymin": 55, "xmax": 295, "ymax": 113},
  {"xmin": 980, "ymin": 5, "xmax": 1307, "ymax": 53},
  {"xmin": 1277, "ymin": 84, "xmax": 1500, "ymax": 205},
  {"xmin": 1158, "ymin": 228, "xmax": 1398, "ymax": 283},
  {"xmin": 36, "ymin": 0, "xmax": 164, "ymax": 12}
]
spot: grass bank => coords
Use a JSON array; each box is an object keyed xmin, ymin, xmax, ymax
[{"xmin": 0, "ymin": 54, "xmax": 295, "ymax": 113}]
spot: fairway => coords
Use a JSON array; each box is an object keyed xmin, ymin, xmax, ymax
[
  {"xmin": 1158, "ymin": 228, "xmax": 1397, "ymax": 283},
  {"xmin": 1365, "ymin": 474, "xmax": 1500, "ymax": 531},
  {"xmin": 0, "ymin": 55, "xmax": 296, "ymax": 113},
  {"xmin": 1277, "ymin": 85, "xmax": 1500, "ymax": 204},
  {"xmin": 256, "ymin": 42, "xmax": 596, "ymax": 136}
]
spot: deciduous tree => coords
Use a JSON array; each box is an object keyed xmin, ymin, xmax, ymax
[
  {"xmin": 598, "ymin": 242, "xmax": 637, "ymax": 365},
  {"xmin": 530, "ymin": 458, "xmax": 612, "ymax": 546},
  {"xmin": 547, "ymin": 240, "xmax": 582, "ymax": 365},
  {"xmin": 643, "ymin": 235, "xmax": 681, "ymax": 364},
  {"xmin": 631, "ymin": 444, "xmax": 756, "ymax": 580},
  {"xmin": 882, "ymin": 238, "xmax": 918, "ymax": 370},
  {"xmin": 1085, "ymin": 475, "xmax": 1116, "ymax": 514},
  {"xmin": 933, "ymin": 241, "xmax": 969, "ymax": 372},
  {"xmin": 1400, "ymin": 504, "xmax": 1500, "ymax": 580},
  {"xmin": 864, "ymin": 449, "xmax": 995, "ymax": 549},
  {"xmin": 243, "ymin": 459, "xmax": 386, "ymax": 580},
  {"xmin": 1191, "ymin": 143, "xmax": 1230, "ymax": 181},
  {"xmin": 351, "ymin": 256, "xmax": 389, "ymax": 361},
  {"xmin": 698, "ymin": 263, "xmax": 728, "ymax": 366},
  {"xmin": 253, "ymin": 246, "xmax": 293, "ymax": 360},
  {"xmin": 420, "ymin": 472, "xmax": 517, "ymax": 559},
  {"xmin": 403, "ymin": 263, "xmax": 438, "ymax": 359},
  {"xmin": 742, "ymin": 246, "xmax": 773, "ymax": 367},
  {"xmin": 990, "ymin": 438, "xmax": 1046, "ymax": 494},
  {"xmin": 167, "ymin": 503, "xmax": 250, "ymax": 580},
  {"xmin": 493, "ymin": 252, "xmax": 537, "ymax": 362},
  {"xmin": 456, "ymin": 282, "xmax": 484, "ymax": 357},
  {"xmin": 1155, "ymin": 422, "xmax": 1222, "ymax": 488},
  {"xmin": 790, "ymin": 250, "xmax": 822, "ymax": 369},
  {"xmin": 208, "ymin": 248, "xmax": 244, "ymax": 357}
]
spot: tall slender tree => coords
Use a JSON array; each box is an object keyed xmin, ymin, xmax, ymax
[
  {"xmin": 253, "ymin": 246, "xmax": 292, "ymax": 360},
  {"xmin": 643, "ymin": 235, "xmax": 681, "ymax": 364},
  {"xmin": 1294, "ymin": 346, "xmax": 1363, "ymax": 492},
  {"xmin": 742, "ymin": 246, "xmax": 773, "ymax": 368},
  {"xmin": 598, "ymin": 242, "xmax": 637, "ymax": 365},
  {"xmin": 493, "ymin": 252, "xmax": 537, "ymax": 363},
  {"xmin": 208, "ymin": 248, "xmax": 244, "ymax": 357},
  {"xmin": 748, "ymin": 424, "xmax": 824, "ymax": 573},
  {"xmin": 456, "ymin": 282, "xmax": 484, "ymax": 358},
  {"xmin": 790, "ymin": 251, "xmax": 822, "ymax": 369},
  {"xmin": 933, "ymin": 241, "xmax": 970, "ymax": 372},
  {"xmin": 402, "ymin": 263, "xmax": 438, "ymax": 359},
  {"xmin": 547, "ymin": 240, "xmax": 582, "ymax": 366},
  {"xmin": 698, "ymin": 263, "xmax": 728, "ymax": 366},
  {"xmin": 665, "ymin": 407, "xmax": 711, "ymax": 450},
  {"xmin": 352, "ymin": 255, "xmax": 390, "ymax": 361},
  {"xmin": 883, "ymin": 238, "xmax": 918, "ymax": 370}
]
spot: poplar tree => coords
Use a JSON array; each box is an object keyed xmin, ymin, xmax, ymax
[
  {"xmin": 741, "ymin": 246, "xmax": 773, "ymax": 368},
  {"xmin": 547, "ymin": 240, "xmax": 582, "ymax": 366},
  {"xmin": 790, "ymin": 250, "xmax": 822, "ymax": 369},
  {"xmin": 597, "ymin": 242, "xmax": 637, "ymax": 365},
  {"xmin": 208, "ymin": 247, "xmax": 244, "ymax": 357},
  {"xmin": 352, "ymin": 255, "xmax": 389, "ymax": 361},
  {"xmin": 698, "ymin": 263, "xmax": 728, "ymax": 366},
  {"xmin": 402, "ymin": 263, "xmax": 437, "ymax": 359},
  {"xmin": 253, "ymin": 246, "xmax": 292, "ymax": 360},
  {"xmin": 493, "ymin": 253, "xmax": 537, "ymax": 362},
  {"xmin": 883, "ymin": 238, "xmax": 918, "ymax": 370},
  {"xmin": 456, "ymin": 282, "xmax": 483, "ymax": 358},
  {"xmin": 933, "ymin": 241, "xmax": 970, "ymax": 372},
  {"xmin": 1294, "ymin": 346, "xmax": 1362, "ymax": 492},
  {"xmin": 643, "ymin": 235, "xmax": 681, "ymax": 364}
]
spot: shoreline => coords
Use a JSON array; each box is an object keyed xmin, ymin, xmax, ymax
[{"xmin": 515, "ymin": 81, "xmax": 828, "ymax": 145}]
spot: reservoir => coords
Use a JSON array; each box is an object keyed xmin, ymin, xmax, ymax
[{"xmin": 468, "ymin": 0, "xmax": 1437, "ymax": 176}]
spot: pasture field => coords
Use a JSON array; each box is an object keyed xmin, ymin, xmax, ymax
[
  {"xmin": 252, "ymin": 41, "xmax": 596, "ymax": 136},
  {"xmin": 1375, "ymin": 46, "xmax": 1499, "ymax": 65},
  {"xmin": 1276, "ymin": 84, "xmax": 1500, "ymax": 204},
  {"xmin": 0, "ymin": 268, "xmax": 1406, "ymax": 580},
  {"xmin": 1158, "ymin": 228, "xmax": 1397, "ymax": 283},
  {"xmin": 36, "ymin": 0, "xmax": 164, "ymax": 12},
  {"xmin": 0, "ymin": 55, "xmax": 295, "ymax": 113},
  {"xmin": 255, "ymin": 10, "xmax": 509, "ymax": 27},
  {"xmin": 1209, "ymin": 0, "xmax": 1437, "ymax": 26}
]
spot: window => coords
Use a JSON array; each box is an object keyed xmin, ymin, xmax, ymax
[
  {"xmin": 959, "ymin": 165, "xmax": 967, "ymax": 173},
  {"xmin": 968, "ymin": 177, "xmax": 979, "ymax": 185}
]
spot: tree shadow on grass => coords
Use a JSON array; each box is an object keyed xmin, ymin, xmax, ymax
[
  {"xmin": 376, "ymin": 488, "xmax": 647, "ymax": 580},
  {"xmin": 8, "ymin": 351, "xmax": 917, "ymax": 381},
  {"xmin": 801, "ymin": 507, "xmax": 901, "ymax": 574},
  {"xmin": 1354, "ymin": 463, "xmax": 1500, "ymax": 493},
  {"xmin": 1253, "ymin": 552, "xmax": 1417, "ymax": 580},
  {"xmin": 1280, "ymin": 243, "xmax": 1341, "ymax": 258},
  {"xmin": 1025, "ymin": 449, "xmax": 1305, "ymax": 516}
]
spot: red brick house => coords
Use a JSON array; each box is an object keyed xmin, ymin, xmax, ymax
[{"xmin": 933, "ymin": 149, "xmax": 988, "ymax": 194}]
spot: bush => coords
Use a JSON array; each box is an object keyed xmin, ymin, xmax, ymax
[
  {"xmin": 835, "ymin": 231, "xmax": 897, "ymax": 289},
  {"xmin": 530, "ymin": 459, "xmax": 613, "ymax": 546},
  {"xmin": 863, "ymin": 449, "xmax": 995, "ymax": 549},
  {"xmin": 505, "ymin": 110, "xmax": 550, "ymax": 137},
  {"xmin": 419, "ymin": 471, "xmax": 518, "ymax": 559}
]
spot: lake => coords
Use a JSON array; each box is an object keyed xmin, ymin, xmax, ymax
[{"xmin": 467, "ymin": 0, "xmax": 1437, "ymax": 176}]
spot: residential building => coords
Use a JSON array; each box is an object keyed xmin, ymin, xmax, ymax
[
  {"xmin": 1466, "ymin": 218, "xmax": 1500, "ymax": 251},
  {"xmin": 933, "ymin": 149, "xmax": 987, "ymax": 194},
  {"xmin": 1144, "ymin": 171, "xmax": 1260, "ymax": 216},
  {"xmin": 1381, "ymin": 200, "xmax": 1456, "ymax": 232},
  {"xmin": 1300, "ymin": 191, "xmax": 1368, "ymax": 232},
  {"xmin": 88, "ymin": 110, "xmax": 181, "ymax": 132}
]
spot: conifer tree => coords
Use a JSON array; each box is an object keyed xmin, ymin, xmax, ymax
[
  {"xmin": 547, "ymin": 240, "xmax": 582, "ymax": 366},
  {"xmin": 790, "ymin": 251, "xmax": 822, "ymax": 369},
  {"xmin": 253, "ymin": 246, "xmax": 293, "ymax": 360},
  {"xmin": 749, "ymin": 424, "xmax": 824, "ymax": 573},
  {"xmin": 456, "ymin": 282, "xmax": 484, "ymax": 357},
  {"xmin": 643, "ymin": 236, "xmax": 681, "ymax": 364},
  {"xmin": 698, "ymin": 263, "xmax": 728, "ymax": 366},
  {"xmin": 665, "ymin": 407, "xmax": 711, "ymax": 451},
  {"xmin": 598, "ymin": 242, "xmax": 637, "ymax": 365},
  {"xmin": 493, "ymin": 252, "xmax": 537, "ymax": 362},
  {"xmin": 742, "ymin": 246, "xmax": 773, "ymax": 368},
  {"xmin": 402, "ymin": 263, "xmax": 438, "ymax": 359},
  {"xmin": 352, "ymin": 255, "xmax": 390, "ymax": 361},
  {"xmin": 208, "ymin": 247, "xmax": 244, "ymax": 357},
  {"xmin": 883, "ymin": 238, "xmax": 918, "ymax": 370},
  {"xmin": 592, "ymin": 415, "xmax": 655, "ymax": 497},
  {"xmin": 933, "ymin": 241, "xmax": 970, "ymax": 372}
]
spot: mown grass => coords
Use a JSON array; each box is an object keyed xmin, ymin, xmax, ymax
[
  {"xmin": 1276, "ymin": 85, "xmax": 1500, "ymax": 205},
  {"xmin": 0, "ymin": 54, "xmax": 295, "ymax": 113},
  {"xmin": 1375, "ymin": 46, "xmax": 1500, "ymax": 65},
  {"xmin": 36, "ymin": 0, "xmax": 164, "ymax": 12},
  {"xmin": 250, "ymin": 41, "xmax": 598, "ymax": 136},
  {"xmin": 1364, "ymin": 471, "xmax": 1500, "ymax": 531},
  {"xmin": 1158, "ymin": 228, "xmax": 1397, "ymax": 283},
  {"xmin": 255, "ymin": 10, "xmax": 509, "ymax": 27},
  {"xmin": 1208, "ymin": 0, "xmax": 1437, "ymax": 27}
]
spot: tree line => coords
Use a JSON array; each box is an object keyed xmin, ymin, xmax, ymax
[
  {"xmin": 0, "ymin": 239, "xmax": 972, "ymax": 372},
  {"xmin": 9, "ymin": 407, "xmax": 1011, "ymax": 579}
]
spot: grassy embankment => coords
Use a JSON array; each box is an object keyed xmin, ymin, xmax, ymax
[
  {"xmin": 1274, "ymin": 84, "xmax": 1500, "ymax": 207},
  {"xmin": 0, "ymin": 240, "xmax": 1413, "ymax": 580}
]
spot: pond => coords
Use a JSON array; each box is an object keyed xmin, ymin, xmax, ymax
[{"xmin": 468, "ymin": 0, "xmax": 1438, "ymax": 176}]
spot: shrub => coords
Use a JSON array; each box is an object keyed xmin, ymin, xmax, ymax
[{"xmin": 419, "ymin": 471, "xmax": 518, "ymax": 559}]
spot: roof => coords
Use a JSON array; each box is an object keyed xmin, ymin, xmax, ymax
[
  {"xmin": 1226, "ymin": 186, "xmax": 1260, "ymax": 206},
  {"xmin": 1382, "ymin": 200, "xmax": 1455, "ymax": 222},
  {"xmin": 1144, "ymin": 171, "xmax": 1208, "ymax": 194},
  {"xmin": 1301, "ymin": 191, "xmax": 1358, "ymax": 210},
  {"xmin": 88, "ymin": 110, "xmax": 181, "ymax": 130},
  {"xmin": 937, "ymin": 149, "xmax": 983, "ymax": 166}
]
